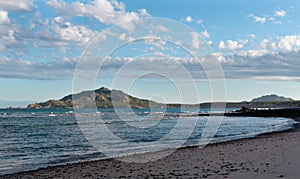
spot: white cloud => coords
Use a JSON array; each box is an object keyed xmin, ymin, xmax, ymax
[
  {"xmin": 274, "ymin": 9, "xmax": 286, "ymax": 17},
  {"xmin": 0, "ymin": 56, "xmax": 76, "ymax": 79},
  {"xmin": 259, "ymin": 39, "xmax": 270, "ymax": 50},
  {"xmin": 254, "ymin": 35, "xmax": 300, "ymax": 53},
  {"xmin": 118, "ymin": 33, "xmax": 134, "ymax": 41},
  {"xmin": 196, "ymin": 19, "xmax": 203, "ymax": 24},
  {"xmin": 1, "ymin": 1, "xmax": 299, "ymax": 83},
  {"xmin": 248, "ymin": 9, "xmax": 287, "ymax": 25},
  {"xmin": 70, "ymin": 49, "xmax": 300, "ymax": 82},
  {"xmin": 47, "ymin": 0, "xmax": 150, "ymax": 31},
  {"xmin": 221, "ymin": 50, "xmax": 300, "ymax": 81},
  {"xmin": 240, "ymin": 39, "xmax": 249, "ymax": 45},
  {"xmin": 278, "ymin": 38, "xmax": 292, "ymax": 51},
  {"xmin": 201, "ymin": 30, "xmax": 210, "ymax": 38},
  {"xmin": 218, "ymin": 40, "xmax": 244, "ymax": 51},
  {"xmin": 209, "ymin": 52, "xmax": 226, "ymax": 63},
  {"xmin": 0, "ymin": 0, "xmax": 34, "ymax": 12},
  {"xmin": 142, "ymin": 33, "xmax": 167, "ymax": 50},
  {"xmin": 218, "ymin": 41, "xmax": 225, "ymax": 49},
  {"xmin": 138, "ymin": 8, "xmax": 149, "ymax": 16},
  {"xmin": 190, "ymin": 32, "xmax": 201, "ymax": 49},
  {"xmin": 268, "ymin": 17, "xmax": 282, "ymax": 24},
  {"xmin": 215, "ymin": 34, "xmax": 300, "ymax": 80},
  {"xmin": 0, "ymin": 13, "xmax": 20, "ymax": 53},
  {"xmin": 247, "ymin": 34, "xmax": 256, "ymax": 39},
  {"xmin": 277, "ymin": 35, "xmax": 300, "ymax": 52},
  {"xmin": 185, "ymin": 16, "xmax": 192, "ymax": 22},
  {"xmin": 0, "ymin": 9, "xmax": 10, "ymax": 24},
  {"xmin": 155, "ymin": 24, "xmax": 168, "ymax": 32},
  {"xmin": 2, "ymin": 38, "xmax": 300, "ymax": 82},
  {"xmin": 233, "ymin": 35, "xmax": 300, "ymax": 59},
  {"xmin": 51, "ymin": 17, "xmax": 99, "ymax": 43},
  {"xmin": 248, "ymin": 13, "xmax": 266, "ymax": 24}
]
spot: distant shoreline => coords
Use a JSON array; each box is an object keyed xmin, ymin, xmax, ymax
[{"xmin": 25, "ymin": 87, "xmax": 300, "ymax": 109}]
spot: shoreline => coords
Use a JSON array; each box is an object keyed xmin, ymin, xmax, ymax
[
  {"xmin": 2, "ymin": 109, "xmax": 300, "ymax": 178},
  {"xmin": 2, "ymin": 125, "xmax": 299, "ymax": 178}
]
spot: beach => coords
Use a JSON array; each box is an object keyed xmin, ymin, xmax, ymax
[
  {"xmin": 2, "ymin": 117, "xmax": 300, "ymax": 179},
  {"xmin": 2, "ymin": 0, "xmax": 300, "ymax": 178}
]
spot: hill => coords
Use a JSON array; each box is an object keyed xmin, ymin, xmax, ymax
[
  {"xmin": 251, "ymin": 94, "xmax": 294, "ymax": 102},
  {"xmin": 27, "ymin": 87, "xmax": 160, "ymax": 109},
  {"xmin": 27, "ymin": 89, "xmax": 300, "ymax": 109}
]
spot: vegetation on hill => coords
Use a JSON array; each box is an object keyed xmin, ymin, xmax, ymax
[
  {"xmin": 251, "ymin": 94, "xmax": 294, "ymax": 102},
  {"xmin": 27, "ymin": 88, "xmax": 300, "ymax": 109},
  {"xmin": 27, "ymin": 87, "xmax": 160, "ymax": 109}
]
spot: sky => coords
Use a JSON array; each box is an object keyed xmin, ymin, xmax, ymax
[{"xmin": 1, "ymin": 0, "xmax": 300, "ymax": 107}]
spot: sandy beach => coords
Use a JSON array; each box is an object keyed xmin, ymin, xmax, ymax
[{"xmin": 1, "ymin": 117, "xmax": 300, "ymax": 179}]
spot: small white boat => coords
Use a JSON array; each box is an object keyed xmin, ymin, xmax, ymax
[{"xmin": 49, "ymin": 112, "xmax": 56, "ymax": 117}]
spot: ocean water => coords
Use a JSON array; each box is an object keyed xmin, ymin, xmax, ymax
[{"xmin": 0, "ymin": 108, "xmax": 296, "ymax": 175}]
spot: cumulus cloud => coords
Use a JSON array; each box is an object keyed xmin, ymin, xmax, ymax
[
  {"xmin": 248, "ymin": 13, "xmax": 266, "ymax": 24},
  {"xmin": 254, "ymin": 35, "xmax": 300, "ymax": 53},
  {"xmin": 155, "ymin": 24, "xmax": 169, "ymax": 32},
  {"xmin": 47, "ymin": 0, "xmax": 150, "ymax": 31},
  {"xmin": 51, "ymin": 17, "xmax": 99, "ymax": 43},
  {"xmin": 185, "ymin": 16, "xmax": 192, "ymax": 22},
  {"xmin": 248, "ymin": 9, "xmax": 287, "ymax": 25},
  {"xmin": 0, "ymin": 9, "xmax": 10, "ymax": 24},
  {"xmin": 210, "ymin": 34, "xmax": 300, "ymax": 81},
  {"xmin": 188, "ymin": 32, "xmax": 212, "ymax": 54},
  {"xmin": 0, "ymin": 0, "xmax": 35, "ymax": 12},
  {"xmin": 0, "ymin": 13, "xmax": 103, "ymax": 62},
  {"xmin": 268, "ymin": 17, "xmax": 282, "ymax": 24},
  {"xmin": 274, "ymin": 9, "xmax": 286, "ymax": 17},
  {"xmin": 247, "ymin": 34, "xmax": 256, "ymax": 39},
  {"xmin": 142, "ymin": 33, "xmax": 167, "ymax": 50},
  {"xmin": 201, "ymin": 30, "xmax": 210, "ymax": 38},
  {"xmin": 118, "ymin": 33, "xmax": 134, "ymax": 41},
  {"xmin": 0, "ymin": 12, "xmax": 23, "ymax": 53},
  {"xmin": 1, "ymin": 1, "xmax": 299, "ymax": 83},
  {"xmin": 220, "ymin": 51, "xmax": 300, "ymax": 81},
  {"xmin": 277, "ymin": 35, "xmax": 300, "ymax": 52},
  {"xmin": 218, "ymin": 41, "xmax": 225, "ymax": 49},
  {"xmin": 72, "ymin": 48, "xmax": 300, "ymax": 82},
  {"xmin": 218, "ymin": 40, "xmax": 244, "ymax": 51},
  {"xmin": 2, "ymin": 36, "xmax": 300, "ymax": 82},
  {"xmin": 190, "ymin": 32, "xmax": 201, "ymax": 49},
  {"xmin": 230, "ymin": 35, "xmax": 300, "ymax": 59}
]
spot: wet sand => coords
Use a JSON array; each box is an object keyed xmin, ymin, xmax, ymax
[{"xmin": 2, "ymin": 112, "xmax": 300, "ymax": 178}]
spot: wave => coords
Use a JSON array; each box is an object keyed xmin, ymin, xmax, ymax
[{"xmin": 0, "ymin": 112, "xmax": 297, "ymax": 176}]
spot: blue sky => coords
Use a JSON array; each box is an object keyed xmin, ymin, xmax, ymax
[{"xmin": 1, "ymin": 0, "xmax": 300, "ymax": 107}]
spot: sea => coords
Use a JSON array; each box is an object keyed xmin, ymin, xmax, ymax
[{"xmin": 0, "ymin": 108, "xmax": 297, "ymax": 175}]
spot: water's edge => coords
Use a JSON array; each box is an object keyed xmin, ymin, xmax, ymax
[{"xmin": 0, "ymin": 108, "xmax": 297, "ymax": 176}]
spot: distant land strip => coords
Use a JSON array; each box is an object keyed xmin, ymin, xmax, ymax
[{"xmin": 26, "ymin": 87, "xmax": 300, "ymax": 109}]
